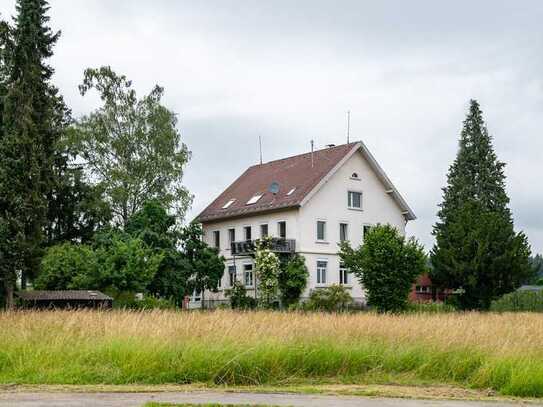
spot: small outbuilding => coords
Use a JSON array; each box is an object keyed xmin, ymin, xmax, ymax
[{"xmin": 16, "ymin": 290, "xmax": 113, "ymax": 309}]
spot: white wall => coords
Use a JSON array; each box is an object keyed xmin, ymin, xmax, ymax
[{"xmin": 297, "ymin": 149, "xmax": 407, "ymax": 301}]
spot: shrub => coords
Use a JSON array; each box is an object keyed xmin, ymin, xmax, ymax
[
  {"xmin": 254, "ymin": 239, "xmax": 280, "ymax": 308},
  {"xmin": 278, "ymin": 254, "xmax": 309, "ymax": 307},
  {"xmin": 305, "ymin": 284, "xmax": 353, "ymax": 312},
  {"xmin": 113, "ymin": 292, "xmax": 176, "ymax": 310},
  {"xmin": 340, "ymin": 224, "xmax": 427, "ymax": 313},
  {"xmin": 490, "ymin": 290, "xmax": 543, "ymax": 312},
  {"xmin": 225, "ymin": 281, "xmax": 257, "ymax": 310}
]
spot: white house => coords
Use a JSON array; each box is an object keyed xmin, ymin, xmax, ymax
[{"xmin": 194, "ymin": 141, "xmax": 415, "ymax": 307}]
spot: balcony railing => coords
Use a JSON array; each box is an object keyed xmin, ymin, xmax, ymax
[{"xmin": 231, "ymin": 238, "xmax": 296, "ymax": 256}]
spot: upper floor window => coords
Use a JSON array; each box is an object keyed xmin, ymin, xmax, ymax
[
  {"xmin": 228, "ymin": 228, "xmax": 236, "ymax": 245},
  {"xmin": 246, "ymin": 194, "xmax": 263, "ymax": 205},
  {"xmin": 316, "ymin": 260, "xmax": 327, "ymax": 285},
  {"xmin": 244, "ymin": 226, "xmax": 252, "ymax": 241},
  {"xmin": 316, "ymin": 221, "xmax": 326, "ymax": 241},
  {"xmin": 213, "ymin": 230, "xmax": 220, "ymax": 249},
  {"xmin": 260, "ymin": 224, "xmax": 268, "ymax": 238},
  {"xmin": 339, "ymin": 223, "xmax": 348, "ymax": 242},
  {"xmin": 348, "ymin": 191, "xmax": 362, "ymax": 209},
  {"xmin": 278, "ymin": 221, "xmax": 286, "ymax": 238},
  {"xmin": 222, "ymin": 199, "xmax": 236, "ymax": 209}
]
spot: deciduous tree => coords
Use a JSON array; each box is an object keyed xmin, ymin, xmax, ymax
[
  {"xmin": 340, "ymin": 224, "xmax": 427, "ymax": 312},
  {"xmin": 74, "ymin": 66, "xmax": 192, "ymax": 225}
]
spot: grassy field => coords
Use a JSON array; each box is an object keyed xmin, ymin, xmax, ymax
[{"xmin": 1, "ymin": 310, "xmax": 543, "ymax": 398}]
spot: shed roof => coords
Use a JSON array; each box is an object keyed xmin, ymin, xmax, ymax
[{"xmin": 16, "ymin": 290, "xmax": 113, "ymax": 301}]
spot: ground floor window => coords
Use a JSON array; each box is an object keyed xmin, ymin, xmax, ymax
[
  {"xmin": 316, "ymin": 260, "xmax": 327, "ymax": 285},
  {"xmin": 339, "ymin": 263, "xmax": 350, "ymax": 285},
  {"xmin": 244, "ymin": 264, "xmax": 254, "ymax": 286},
  {"xmin": 228, "ymin": 265, "xmax": 236, "ymax": 287}
]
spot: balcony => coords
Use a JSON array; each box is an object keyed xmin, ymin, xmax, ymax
[{"xmin": 231, "ymin": 238, "xmax": 296, "ymax": 256}]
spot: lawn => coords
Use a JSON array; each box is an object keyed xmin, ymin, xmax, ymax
[{"xmin": 1, "ymin": 310, "xmax": 543, "ymax": 397}]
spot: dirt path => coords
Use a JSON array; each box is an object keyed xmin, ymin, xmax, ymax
[{"xmin": 0, "ymin": 391, "xmax": 531, "ymax": 407}]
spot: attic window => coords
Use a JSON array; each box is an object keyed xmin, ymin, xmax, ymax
[
  {"xmin": 286, "ymin": 187, "xmax": 296, "ymax": 196},
  {"xmin": 222, "ymin": 199, "xmax": 236, "ymax": 209},
  {"xmin": 350, "ymin": 172, "xmax": 360, "ymax": 180},
  {"xmin": 246, "ymin": 194, "xmax": 263, "ymax": 205}
]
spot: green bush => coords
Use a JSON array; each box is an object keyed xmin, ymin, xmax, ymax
[
  {"xmin": 278, "ymin": 254, "xmax": 309, "ymax": 307},
  {"xmin": 490, "ymin": 290, "xmax": 543, "ymax": 312},
  {"xmin": 340, "ymin": 224, "xmax": 427, "ymax": 313},
  {"xmin": 225, "ymin": 281, "xmax": 257, "ymax": 310},
  {"xmin": 305, "ymin": 284, "xmax": 353, "ymax": 312},
  {"xmin": 113, "ymin": 292, "xmax": 176, "ymax": 310}
]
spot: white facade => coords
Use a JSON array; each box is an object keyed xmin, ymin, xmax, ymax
[{"xmin": 195, "ymin": 146, "xmax": 409, "ymax": 307}]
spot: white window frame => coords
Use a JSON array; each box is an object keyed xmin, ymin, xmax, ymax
[
  {"xmin": 243, "ymin": 225, "xmax": 252, "ymax": 241},
  {"xmin": 213, "ymin": 230, "xmax": 220, "ymax": 249},
  {"xmin": 316, "ymin": 259, "xmax": 328, "ymax": 286},
  {"xmin": 260, "ymin": 223, "xmax": 269, "ymax": 238},
  {"xmin": 222, "ymin": 199, "xmax": 236, "ymax": 209},
  {"xmin": 228, "ymin": 265, "xmax": 236, "ymax": 287},
  {"xmin": 316, "ymin": 220, "xmax": 327, "ymax": 242},
  {"xmin": 243, "ymin": 263, "xmax": 254, "ymax": 287},
  {"xmin": 339, "ymin": 263, "xmax": 350, "ymax": 286},
  {"xmin": 277, "ymin": 220, "xmax": 287, "ymax": 239},
  {"xmin": 347, "ymin": 190, "xmax": 363, "ymax": 210},
  {"xmin": 228, "ymin": 227, "xmax": 236, "ymax": 246},
  {"xmin": 339, "ymin": 222, "xmax": 349, "ymax": 242},
  {"xmin": 246, "ymin": 194, "xmax": 263, "ymax": 205}
]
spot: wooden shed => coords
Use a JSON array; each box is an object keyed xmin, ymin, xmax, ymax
[{"xmin": 16, "ymin": 290, "xmax": 113, "ymax": 309}]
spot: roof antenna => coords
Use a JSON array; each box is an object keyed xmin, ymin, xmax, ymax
[
  {"xmin": 310, "ymin": 140, "xmax": 314, "ymax": 168},
  {"xmin": 346, "ymin": 110, "xmax": 351, "ymax": 144},
  {"xmin": 258, "ymin": 134, "xmax": 262, "ymax": 165}
]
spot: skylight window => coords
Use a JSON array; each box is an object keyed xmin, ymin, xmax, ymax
[
  {"xmin": 246, "ymin": 194, "xmax": 263, "ymax": 205},
  {"xmin": 222, "ymin": 199, "xmax": 236, "ymax": 209},
  {"xmin": 286, "ymin": 187, "xmax": 296, "ymax": 196}
]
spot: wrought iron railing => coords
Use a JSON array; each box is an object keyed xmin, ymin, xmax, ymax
[{"xmin": 231, "ymin": 238, "xmax": 296, "ymax": 256}]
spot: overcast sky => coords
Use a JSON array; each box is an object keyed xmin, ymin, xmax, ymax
[{"xmin": 1, "ymin": 1, "xmax": 542, "ymax": 254}]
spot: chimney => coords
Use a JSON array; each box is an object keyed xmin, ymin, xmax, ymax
[{"xmin": 310, "ymin": 140, "xmax": 314, "ymax": 168}]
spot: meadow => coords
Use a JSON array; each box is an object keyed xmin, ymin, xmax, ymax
[{"xmin": 1, "ymin": 310, "xmax": 543, "ymax": 397}]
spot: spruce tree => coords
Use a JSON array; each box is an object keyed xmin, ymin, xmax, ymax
[
  {"xmin": 430, "ymin": 100, "xmax": 532, "ymax": 309},
  {"xmin": 0, "ymin": 0, "xmax": 64, "ymax": 307}
]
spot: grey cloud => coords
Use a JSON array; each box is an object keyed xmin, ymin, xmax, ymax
[{"xmin": 0, "ymin": 0, "xmax": 541, "ymax": 253}]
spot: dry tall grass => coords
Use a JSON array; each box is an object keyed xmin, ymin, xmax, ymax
[{"xmin": 1, "ymin": 310, "xmax": 542, "ymax": 396}]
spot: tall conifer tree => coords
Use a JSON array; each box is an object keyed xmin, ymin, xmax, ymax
[
  {"xmin": 0, "ymin": 0, "xmax": 65, "ymax": 307},
  {"xmin": 430, "ymin": 100, "xmax": 532, "ymax": 309}
]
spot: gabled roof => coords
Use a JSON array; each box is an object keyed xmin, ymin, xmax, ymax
[
  {"xmin": 16, "ymin": 290, "xmax": 113, "ymax": 301},
  {"xmin": 196, "ymin": 141, "xmax": 416, "ymax": 223}
]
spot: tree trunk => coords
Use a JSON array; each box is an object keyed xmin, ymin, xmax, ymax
[
  {"xmin": 21, "ymin": 271, "xmax": 27, "ymax": 290},
  {"xmin": 5, "ymin": 283, "xmax": 14, "ymax": 310}
]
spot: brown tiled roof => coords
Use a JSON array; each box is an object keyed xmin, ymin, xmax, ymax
[
  {"xmin": 196, "ymin": 141, "xmax": 416, "ymax": 223},
  {"xmin": 196, "ymin": 143, "xmax": 357, "ymax": 222},
  {"xmin": 16, "ymin": 290, "xmax": 113, "ymax": 301}
]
